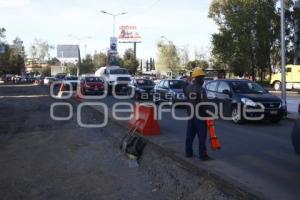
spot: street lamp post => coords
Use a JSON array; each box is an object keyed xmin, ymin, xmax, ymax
[
  {"xmin": 100, "ymin": 10, "xmax": 127, "ymax": 37},
  {"xmin": 280, "ymin": 0, "xmax": 287, "ymax": 107}
]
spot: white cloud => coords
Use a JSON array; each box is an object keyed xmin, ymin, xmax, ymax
[{"xmin": 0, "ymin": 0, "xmax": 30, "ymax": 8}]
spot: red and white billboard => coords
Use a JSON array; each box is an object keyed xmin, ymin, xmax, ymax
[{"xmin": 118, "ymin": 25, "xmax": 141, "ymax": 42}]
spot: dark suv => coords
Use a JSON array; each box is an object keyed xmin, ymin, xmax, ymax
[
  {"xmin": 130, "ymin": 78, "xmax": 155, "ymax": 100},
  {"xmin": 204, "ymin": 79, "xmax": 286, "ymax": 124},
  {"xmin": 153, "ymin": 79, "xmax": 188, "ymax": 105}
]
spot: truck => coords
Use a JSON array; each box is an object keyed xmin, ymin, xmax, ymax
[
  {"xmin": 95, "ymin": 66, "xmax": 132, "ymax": 94},
  {"xmin": 270, "ymin": 65, "xmax": 300, "ymax": 91}
]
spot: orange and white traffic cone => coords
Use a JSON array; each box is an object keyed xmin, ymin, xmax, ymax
[
  {"xmin": 75, "ymin": 87, "xmax": 83, "ymax": 101},
  {"xmin": 206, "ymin": 119, "xmax": 221, "ymax": 150},
  {"xmin": 57, "ymin": 83, "xmax": 66, "ymax": 98}
]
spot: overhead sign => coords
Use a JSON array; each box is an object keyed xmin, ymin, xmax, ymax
[
  {"xmin": 118, "ymin": 25, "xmax": 141, "ymax": 42},
  {"xmin": 110, "ymin": 37, "xmax": 118, "ymax": 52}
]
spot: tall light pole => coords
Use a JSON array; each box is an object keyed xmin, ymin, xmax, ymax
[
  {"xmin": 280, "ymin": 0, "xmax": 287, "ymax": 107},
  {"xmin": 100, "ymin": 10, "xmax": 127, "ymax": 37},
  {"xmin": 68, "ymin": 35, "xmax": 92, "ymax": 76}
]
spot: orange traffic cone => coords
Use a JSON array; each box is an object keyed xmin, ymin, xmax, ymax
[
  {"xmin": 206, "ymin": 119, "xmax": 221, "ymax": 150},
  {"xmin": 75, "ymin": 88, "xmax": 83, "ymax": 101}
]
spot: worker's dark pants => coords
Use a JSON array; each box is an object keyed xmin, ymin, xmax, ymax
[{"xmin": 185, "ymin": 117, "xmax": 207, "ymax": 157}]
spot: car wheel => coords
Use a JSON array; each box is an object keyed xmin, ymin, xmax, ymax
[
  {"xmin": 232, "ymin": 106, "xmax": 243, "ymax": 124},
  {"xmin": 274, "ymin": 81, "xmax": 281, "ymax": 91}
]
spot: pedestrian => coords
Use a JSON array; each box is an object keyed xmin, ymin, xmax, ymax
[{"xmin": 184, "ymin": 68, "xmax": 209, "ymax": 161}]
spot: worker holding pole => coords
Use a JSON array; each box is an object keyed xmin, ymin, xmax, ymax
[{"xmin": 184, "ymin": 68, "xmax": 209, "ymax": 161}]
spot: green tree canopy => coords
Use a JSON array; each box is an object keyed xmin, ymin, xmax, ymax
[
  {"xmin": 93, "ymin": 52, "xmax": 107, "ymax": 67},
  {"xmin": 122, "ymin": 49, "xmax": 139, "ymax": 74},
  {"xmin": 209, "ymin": 0, "xmax": 278, "ymax": 80},
  {"xmin": 79, "ymin": 54, "xmax": 95, "ymax": 75},
  {"xmin": 186, "ymin": 60, "xmax": 209, "ymax": 71},
  {"xmin": 157, "ymin": 41, "xmax": 180, "ymax": 73}
]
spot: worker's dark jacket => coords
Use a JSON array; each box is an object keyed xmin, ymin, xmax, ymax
[{"xmin": 184, "ymin": 83, "xmax": 209, "ymax": 118}]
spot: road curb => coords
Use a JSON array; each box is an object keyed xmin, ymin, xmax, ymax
[{"xmin": 69, "ymin": 97, "xmax": 260, "ymax": 199}]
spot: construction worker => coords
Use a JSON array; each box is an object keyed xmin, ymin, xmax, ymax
[{"xmin": 184, "ymin": 68, "xmax": 209, "ymax": 161}]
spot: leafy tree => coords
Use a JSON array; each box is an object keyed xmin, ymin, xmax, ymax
[
  {"xmin": 41, "ymin": 67, "xmax": 51, "ymax": 76},
  {"xmin": 93, "ymin": 52, "xmax": 107, "ymax": 67},
  {"xmin": 186, "ymin": 60, "xmax": 209, "ymax": 71},
  {"xmin": 79, "ymin": 54, "xmax": 95, "ymax": 74},
  {"xmin": 30, "ymin": 39, "xmax": 53, "ymax": 63},
  {"xmin": 179, "ymin": 46, "xmax": 190, "ymax": 69},
  {"xmin": 209, "ymin": 0, "xmax": 278, "ymax": 80},
  {"xmin": 64, "ymin": 63, "xmax": 77, "ymax": 75},
  {"xmin": 157, "ymin": 41, "xmax": 180, "ymax": 73},
  {"xmin": 47, "ymin": 57, "xmax": 61, "ymax": 65},
  {"xmin": 122, "ymin": 49, "xmax": 139, "ymax": 74}
]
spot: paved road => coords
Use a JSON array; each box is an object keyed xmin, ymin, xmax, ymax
[
  {"xmin": 77, "ymin": 93, "xmax": 300, "ymax": 200},
  {"xmin": 287, "ymin": 97, "xmax": 300, "ymax": 113},
  {"xmin": 270, "ymin": 92, "xmax": 300, "ymax": 114}
]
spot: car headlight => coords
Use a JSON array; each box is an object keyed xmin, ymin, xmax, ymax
[
  {"xmin": 241, "ymin": 98, "xmax": 257, "ymax": 107},
  {"xmin": 171, "ymin": 91, "xmax": 177, "ymax": 97}
]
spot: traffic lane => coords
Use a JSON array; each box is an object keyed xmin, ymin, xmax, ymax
[
  {"xmin": 286, "ymin": 97, "xmax": 300, "ymax": 113},
  {"xmin": 150, "ymin": 109, "xmax": 300, "ymax": 200},
  {"xmin": 271, "ymin": 92, "xmax": 300, "ymax": 113},
  {"xmin": 93, "ymin": 96, "xmax": 300, "ymax": 199}
]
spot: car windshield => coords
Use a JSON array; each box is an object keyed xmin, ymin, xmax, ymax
[
  {"xmin": 231, "ymin": 81, "xmax": 267, "ymax": 94},
  {"xmin": 65, "ymin": 77, "xmax": 78, "ymax": 80},
  {"xmin": 109, "ymin": 69, "xmax": 129, "ymax": 75},
  {"xmin": 56, "ymin": 75, "xmax": 65, "ymax": 79},
  {"xmin": 85, "ymin": 77, "xmax": 102, "ymax": 82},
  {"xmin": 169, "ymin": 80, "xmax": 186, "ymax": 89},
  {"xmin": 136, "ymin": 79, "xmax": 154, "ymax": 86}
]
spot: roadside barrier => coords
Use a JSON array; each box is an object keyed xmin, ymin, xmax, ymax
[
  {"xmin": 57, "ymin": 82, "xmax": 74, "ymax": 98},
  {"xmin": 129, "ymin": 103, "xmax": 160, "ymax": 136},
  {"xmin": 74, "ymin": 87, "xmax": 83, "ymax": 101},
  {"xmin": 206, "ymin": 119, "xmax": 221, "ymax": 150}
]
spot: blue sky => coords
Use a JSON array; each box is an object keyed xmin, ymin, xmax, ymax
[{"xmin": 0, "ymin": 0, "xmax": 217, "ymax": 59}]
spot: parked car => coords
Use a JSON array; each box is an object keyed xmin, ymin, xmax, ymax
[
  {"xmin": 129, "ymin": 78, "xmax": 155, "ymax": 100},
  {"xmin": 54, "ymin": 73, "xmax": 66, "ymax": 81},
  {"xmin": 79, "ymin": 76, "xmax": 104, "ymax": 95},
  {"xmin": 204, "ymin": 79, "xmax": 286, "ymax": 124},
  {"xmin": 44, "ymin": 77, "xmax": 55, "ymax": 86},
  {"xmin": 292, "ymin": 103, "xmax": 300, "ymax": 156},
  {"xmin": 153, "ymin": 79, "xmax": 188, "ymax": 105},
  {"xmin": 63, "ymin": 76, "xmax": 78, "ymax": 90}
]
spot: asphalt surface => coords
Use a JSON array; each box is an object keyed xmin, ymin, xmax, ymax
[
  {"xmin": 1, "ymin": 84, "xmax": 299, "ymax": 200},
  {"xmin": 78, "ymin": 93, "xmax": 300, "ymax": 200}
]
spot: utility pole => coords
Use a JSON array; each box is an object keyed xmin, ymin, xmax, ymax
[{"xmin": 280, "ymin": 0, "xmax": 287, "ymax": 107}]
